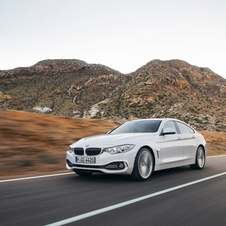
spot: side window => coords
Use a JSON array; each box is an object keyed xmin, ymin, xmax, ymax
[
  {"xmin": 188, "ymin": 126, "xmax": 195, "ymax": 134},
  {"xmin": 176, "ymin": 122, "xmax": 193, "ymax": 134},
  {"xmin": 163, "ymin": 121, "xmax": 177, "ymax": 133}
]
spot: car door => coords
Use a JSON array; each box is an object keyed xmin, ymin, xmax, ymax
[
  {"xmin": 175, "ymin": 122, "xmax": 197, "ymax": 161},
  {"xmin": 159, "ymin": 120, "xmax": 184, "ymax": 165}
]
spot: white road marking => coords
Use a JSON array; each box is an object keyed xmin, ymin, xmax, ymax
[
  {"xmin": 45, "ymin": 171, "xmax": 226, "ymax": 226},
  {"xmin": 207, "ymin": 154, "xmax": 226, "ymax": 158},
  {"xmin": 0, "ymin": 172, "xmax": 73, "ymax": 183}
]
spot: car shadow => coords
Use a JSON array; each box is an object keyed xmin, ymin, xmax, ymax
[
  {"xmin": 68, "ymin": 172, "xmax": 132, "ymax": 183},
  {"xmin": 152, "ymin": 166, "xmax": 191, "ymax": 178}
]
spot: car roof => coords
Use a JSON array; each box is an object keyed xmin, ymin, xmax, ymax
[{"xmin": 126, "ymin": 118, "xmax": 181, "ymax": 122}]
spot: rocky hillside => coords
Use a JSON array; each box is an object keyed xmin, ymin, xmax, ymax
[
  {"xmin": 0, "ymin": 59, "xmax": 125, "ymax": 116},
  {"xmin": 96, "ymin": 60, "xmax": 226, "ymax": 131},
  {"xmin": 1, "ymin": 59, "xmax": 226, "ymax": 131}
]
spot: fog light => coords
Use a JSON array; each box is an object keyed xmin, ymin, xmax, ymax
[{"xmin": 118, "ymin": 163, "xmax": 124, "ymax": 169}]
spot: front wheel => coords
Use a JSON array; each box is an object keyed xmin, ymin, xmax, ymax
[
  {"xmin": 131, "ymin": 148, "xmax": 154, "ymax": 181},
  {"xmin": 190, "ymin": 146, "xmax": 206, "ymax": 170}
]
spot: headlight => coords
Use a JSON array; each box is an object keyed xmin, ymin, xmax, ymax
[
  {"xmin": 103, "ymin": 144, "xmax": 135, "ymax": 154},
  {"xmin": 68, "ymin": 146, "xmax": 73, "ymax": 153}
]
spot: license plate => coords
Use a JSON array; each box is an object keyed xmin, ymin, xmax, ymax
[{"xmin": 75, "ymin": 156, "xmax": 96, "ymax": 164}]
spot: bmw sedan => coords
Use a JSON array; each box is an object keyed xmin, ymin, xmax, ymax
[{"xmin": 66, "ymin": 118, "xmax": 207, "ymax": 181}]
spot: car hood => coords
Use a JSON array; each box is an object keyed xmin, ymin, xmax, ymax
[{"xmin": 71, "ymin": 133, "xmax": 157, "ymax": 148}]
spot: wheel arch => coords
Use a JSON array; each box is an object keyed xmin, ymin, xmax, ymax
[
  {"xmin": 139, "ymin": 145, "xmax": 156, "ymax": 170},
  {"xmin": 198, "ymin": 144, "xmax": 206, "ymax": 156},
  {"xmin": 190, "ymin": 144, "xmax": 206, "ymax": 170}
]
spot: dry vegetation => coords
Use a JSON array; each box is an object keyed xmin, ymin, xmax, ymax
[
  {"xmin": 0, "ymin": 110, "xmax": 118, "ymax": 179},
  {"xmin": 0, "ymin": 110, "xmax": 225, "ymax": 180},
  {"xmin": 198, "ymin": 130, "xmax": 226, "ymax": 156}
]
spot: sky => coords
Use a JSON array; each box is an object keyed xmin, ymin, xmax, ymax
[{"xmin": 0, "ymin": 0, "xmax": 226, "ymax": 79}]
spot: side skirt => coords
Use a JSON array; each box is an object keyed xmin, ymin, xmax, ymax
[{"xmin": 154, "ymin": 159, "xmax": 195, "ymax": 171}]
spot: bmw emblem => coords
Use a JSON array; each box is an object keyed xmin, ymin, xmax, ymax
[{"xmin": 85, "ymin": 144, "xmax": 89, "ymax": 147}]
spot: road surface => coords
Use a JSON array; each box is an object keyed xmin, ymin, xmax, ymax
[{"xmin": 0, "ymin": 156, "xmax": 226, "ymax": 226}]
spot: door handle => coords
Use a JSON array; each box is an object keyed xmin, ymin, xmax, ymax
[{"xmin": 177, "ymin": 137, "xmax": 182, "ymax": 140}]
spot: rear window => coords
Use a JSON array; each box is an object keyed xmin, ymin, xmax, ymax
[{"xmin": 176, "ymin": 122, "xmax": 195, "ymax": 134}]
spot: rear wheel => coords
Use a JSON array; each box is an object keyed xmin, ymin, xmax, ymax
[
  {"xmin": 190, "ymin": 146, "xmax": 206, "ymax": 170},
  {"xmin": 73, "ymin": 170, "xmax": 93, "ymax": 177},
  {"xmin": 131, "ymin": 148, "xmax": 154, "ymax": 181}
]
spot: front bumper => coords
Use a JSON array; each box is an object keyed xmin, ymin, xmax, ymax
[{"xmin": 66, "ymin": 150, "xmax": 137, "ymax": 175}]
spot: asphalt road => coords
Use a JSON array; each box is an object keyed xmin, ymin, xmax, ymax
[{"xmin": 0, "ymin": 156, "xmax": 226, "ymax": 226}]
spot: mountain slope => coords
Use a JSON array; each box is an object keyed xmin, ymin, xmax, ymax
[
  {"xmin": 91, "ymin": 60, "xmax": 226, "ymax": 131},
  {"xmin": 0, "ymin": 59, "xmax": 125, "ymax": 116},
  {"xmin": 0, "ymin": 59, "xmax": 226, "ymax": 131}
]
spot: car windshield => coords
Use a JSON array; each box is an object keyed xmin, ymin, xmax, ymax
[{"xmin": 110, "ymin": 120, "xmax": 162, "ymax": 134}]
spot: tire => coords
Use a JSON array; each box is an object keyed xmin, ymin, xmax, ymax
[
  {"xmin": 73, "ymin": 170, "xmax": 93, "ymax": 177},
  {"xmin": 190, "ymin": 146, "xmax": 206, "ymax": 170},
  {"xmin": 131, "ymin": 148, "xmax": 154, "ymax": 181}
]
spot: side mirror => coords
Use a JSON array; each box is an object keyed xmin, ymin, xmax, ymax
[{"xmin": 161, "ymin": 128, "xmax": 176, "ymax": 136}]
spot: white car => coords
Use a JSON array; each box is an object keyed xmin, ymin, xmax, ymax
[{"xmin": 66, "ymin": 118, "xmax": 207, "ymax": 181}]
